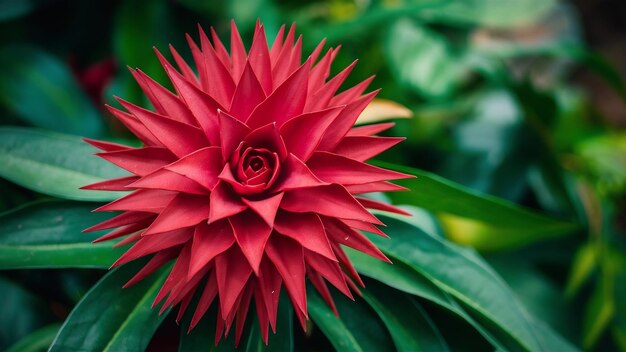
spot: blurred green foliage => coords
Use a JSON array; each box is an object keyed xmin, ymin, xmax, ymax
[{"xmin": 0, "ymin": 0, "xmax": 625, "ymax": 351}]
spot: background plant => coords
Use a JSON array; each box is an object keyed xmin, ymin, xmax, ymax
[{"xmin": 0, "ymin": 0, "xmax": 624, "ymax": 351}]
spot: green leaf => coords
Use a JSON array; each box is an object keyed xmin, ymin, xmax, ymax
[
  {"xmin": 5, "ymin": 324, "xmax": 61, "ymax": 352},
  {"xmin": 0, "ymin": 200, "xmax": 122, "ymax": 269},
  {"xmin": 371, "ymin": 212, "xmax": 579, "ymax": 351},
  {"xmin": 308, "ymin": 286, "xmax": 393, "ymax": 352},
  {"xmin": 49, "ymin": 261, "xmax": 170, "ymax": 352},
  {"xmin": 419, "ymin": 0, "xmax": 557, "ymax": 29},
  {"xmin": 0, "ymin": 46, "xmax": 105, "ymax": 137},
  {"xmin": 362, "ymin": 283, "xmax": 450, "ymax": 352},
  {"xmin": 307, "ymin": 289, "xmax": 364, "ymax": 352},
  {"xmin": 385, "ymin": 18, "xmax": 468, "ymax": 99},
  {"xmin": 375, "ymin": 161, "xmax": 580, "ymax": 250},
  {"xmin": 347, "ymin": 248, "xmax": 507, "ymax": 350},
  {"xmin": 0, "ymin": 127, "xmax": 128, "ymax": 201}
]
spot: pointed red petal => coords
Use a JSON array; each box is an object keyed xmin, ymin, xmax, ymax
[
  {"xmin": 117, "ymin": 98, "xmax": 209, "ymax": 157},
  {"xmin": 307, "ymin": 47, "xmax": 334, "ymax": 93},
  {"xmin": 188, "ymin": 221, "xmax": 235, "ymax": 279},
  {"xmin": 274, "ymin": 212, "xmax": 336, "ymax": 261},
  {"xmin": 229, "ymin": 211, "xmax": 272, "ymax": 274},
  {"xmin": 234, "ymin": 286, "xmax": 254, "ymax": 346},
  {"xmin": 287, "ymin": 36, "xmax": 303, "ymax": 76},
  {"xmin": 208, "ymin": 181, "xmax": 248, "ymax": 223},
  {"xmin": 356, "ymin": 197, "xmax": 411, "ymax": 216},
  {"xmin": 154, "ymin": 242, "xmax": 192, "ymax": 307},
  {"xmin": 266, "ymin": 236, "xmax": 307, "ymax": 317},
  {"xmin": 340, "ymin": 218, "xmax": 387, "ymax": 237},
  {"xmin": 143, "ymin": 193, "xmax": 210, "ymax": 235},
  {"xmin": 169, "ymin": 44, "xmax": 199, "ymax": 86},
  {"xmin": 243, "ymin": 123, "xmax": 287, "ymax": 159},
  {"xmin": 165, "ymin": 146, "xmax": 223, "ymax": 191},
  {"xmin": 271, "ymin": 24, "xmax": 295, "ymax": 83},
  {"xmin": 308, "ymin": 271, "xmax": 339, "ymax": 316},
  {"xmin": 308, "ymin": 38, "xmax": 327, "ymax": 65},
  {"xmin": 129, "ymin": 168, "xmax": 208, "ymax": 195},
  {"xmin": 176, "ymin": 286, "xmax": 198, "ymax": 323},
  {"xmin": 241, "ymin": 192, "xmax": 283, "ymax": 228},
  {"xmin": 259, "ymin": 259, "xmax": 282, "ymax": 331},
  {"xmin": 230, "ymin": 20, "xmax": 247, "ymax": 80},
  {"xmin": 345, "ymin": 181, "xmax": 408, "ymax": 194},
  {"xmin": 281, "ymin": 184, "xmax": 383, "ymax": 225},
  {"xmin": 331, "ymin": 242, "xmax": 364, "ymax": 287},
  {"xmin": 308, "ymin": 151, "xmax": 410, "ymax": 185},
  {"xmin": 96, "ymin": 147, "xmax": 176, "ymax": 176},
  {"xmin": 269, "ymin": 24, "xmax": 286, "ymax": 64},
  {"xmin": 84, "ymin": 138, "xmax": 129, "ymax": 152},
  {"xmin": 189, "ymin": 271, "xmax": 218, "ymax": 331},
  {"xmin": 81, "ymin": 176, "xmax": 138, "ymax": 191},
  {"xmin": 318, "ymin": 90, "xmax": 379, "ymax": 151},
  {"xmin": 85, "ymin": 211, "xmax": 153, "ymax": 232},
  {"xmin": 253, "ymin": 285, "xmax": 271, "ymax": 343},
  {"xmin": 210, "ymin": 27, "xmax": 230, "ymax": 68},
  {"xmin": 305, "ymin": 60, "xmax": 356, "ymax": 111},
  {"xmin": 347, "ymin": 122, "xmax": 395, "ymax": 136},
  {"xmin": 197, "ymin": 26, "xmax": 236, "ymax": 107},
  {"xmin": 333, "ymin": 136, "xmax": 404, "ymax": 162},
  {"xmin": 280, "ymin": 106, "xmax": 342, "ymax": 161},
  {"xmin": 249, "ymin": 24, "xmax": 272, "ymax": 95},
  {"xmin": 160, "ymin": 61, "xmax": 223, "ymax": 146},
  {"xmin": 218, "ymin": 110, "xmax": 251, "ymax": 160},
  {"xmin": 124, "ymin": 248, "xmax": 177, "ymax": 288},
  {"xmin": 305, "ymin": 250, "xmax": 352, "ymax": 299},
  {"xmin": 130, "ymin": 67, "xmax": 198, "ymax": 126},
  {"xmin": 331, "ymin": 75, "xmax": 375, "ymax": 106},
  {"xmin": 95, "ymin": 190, "xmax": 177, "ymax": 213},
  {"xmin": 93, "ymin": 221, "xmax": 150, "ymax": 243},
  {"xmin": 274, "ymin": 154, "xmax": 327, "ymax": 191},
  {"xmin": 215, "ymin": 247, "xmax": 253, "ymax": 320},
  {"xmin": 229, "ymin": 62, "xmax": 266, "ymax": 121},
  {"xmin": 246, "ymin": 60, "xmax": 311, "ymax": 128},
  {"xmin": 323, "ymin": 217, "xmax": 390, "ymax": 263},
  {"xmin": 105, "ymin": 105, "xmax": 160, "ymax": 146},
  {"xmin": 112, "ymin": 228, "xmax": 193, "ymax": 267}
]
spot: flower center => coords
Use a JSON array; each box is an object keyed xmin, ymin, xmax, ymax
[
  {"xmin": 247, "ymin": 155, "xmax": 264, "ymax": 172},
  {"xmin": 226, "ymin": 145, "xmax": 281, "ymax": 196}
]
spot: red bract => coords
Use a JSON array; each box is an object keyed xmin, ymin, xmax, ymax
[{"xmin": 84, "ymin": 21, "xmax": 412, "ymax": 345}]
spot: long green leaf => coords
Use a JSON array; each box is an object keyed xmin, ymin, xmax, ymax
[
  {"xmin": 348, "ymin": 249, "xmax": 507, "ymax": 350},
  {"xmin": 371, "ymin": 212, "xmax": 579, "ymax": 351},
  {"xmin": 0, "ymin": 200, "xmax": 121, "ymax": 269},
  {"xmin": 308, "ymin": 286, "xmax": 393, "ymax": 352},
  {"xmin": 307, "ymin": 290, "xmax": 364, "ymax": 352},
  {"xmin": 49, "ymin": 261, "xmax": 170, "ymax": 352},
  {"xmin": 5, "ymin": 324, "xmax": 61, "ymax": 352},
  {"xmin": 0, "ymin": 46, "xmax": 105, "ymax": 137},
  {"xmin": 362, "ymin": 283, "xmax": 450, "ymax": 352},
  {"xmin": 376, "ymin": 161, "xmax": 579, "ymax": 237},
  {"xmin": 0, "ymin": 127, "xmax": 128, "ymax": 201}
]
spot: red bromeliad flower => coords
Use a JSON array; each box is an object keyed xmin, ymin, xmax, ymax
[{"xmin": 83, "ymin": 21, "xmax": 411, "ymax": 345}]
